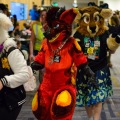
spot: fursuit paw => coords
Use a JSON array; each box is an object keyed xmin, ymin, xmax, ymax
[{"xmin": 112, "ymin": 33, "xmax": 120, "ymax": 43}]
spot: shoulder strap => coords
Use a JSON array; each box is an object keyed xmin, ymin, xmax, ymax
[
  {"xmin": 6, "ymin": 47, "xmax": 25, "ymax": 59},
  {"xmin": 7, "ymin": 47, "xmax": 16, "ymax": 56}
]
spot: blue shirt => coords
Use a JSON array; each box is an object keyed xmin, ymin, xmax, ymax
[{"xmin": 29, "ymin": 9, "xmax": 39, "ymax": 20}]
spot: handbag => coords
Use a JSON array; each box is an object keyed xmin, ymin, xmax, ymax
[
  {"xmin": 6, "ymin": 46, "xmax": 37, "ymax": 92},
  {"xmin": 23, "ymin": 66, "xmax": 37, "ymax": 91}
]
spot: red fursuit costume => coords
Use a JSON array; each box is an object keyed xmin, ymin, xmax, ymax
[{"xmin": 31, "ymin": 7, "xmax": 87, "ymax": 120}]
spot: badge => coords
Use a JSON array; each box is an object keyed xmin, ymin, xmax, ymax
[
  {"xmin": 87, "ymin": 47, "xmax": 94, "ymax": 54},
  {"xmin": 94, "ymin": 41, "xmax": 100, "ymax": 47},
  {"xmin": 88, "ymin": 54, "xmax": 95, "ymax": 60},
  {"xmin": 85, "ymin": 42, "xmax": 90, "ymax": 47},
  {"xmin": 53, "ymin": 55, "xmax": 61, "ymax": 62}
]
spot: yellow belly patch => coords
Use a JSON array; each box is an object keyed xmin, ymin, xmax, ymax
[{"xmin": 56, "ymin": 90, "xmax": 72, "ymax": 107}]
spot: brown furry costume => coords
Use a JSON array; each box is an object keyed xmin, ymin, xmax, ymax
[{"xmin": 74, "ymin": 3, "xmax": 120, "ymax": 120}]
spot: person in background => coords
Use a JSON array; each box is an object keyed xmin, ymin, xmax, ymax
[
  {"xmin": 12, "ymin": 14, "xmax": 18, "ymax": 28},
  {"xmin": 0, "ymin": 3, "xmax": 30, "ymax": 120},
  {"xmin": 12, "ymin": 22, "xmax": 21, "ymax": 38},
  {"xmin": 8, "ymin": 16, "xmax": 15, "ymax": 37},
  {"xmin": 21, "ymin": 22, "xmax": 31, "ymax": 39},
  {"xmin": 16, "ymin": 40, "xmax": 29, "ymax": 62},
  {"xmin": 0, "ymin": 3, "xmax": 8, "ymax": 15},
  {"xmin": 29, "ymin": 5, "xmax": 39, "ymax": 21},
  {"xmin": 29, "ymin": 9, "xmax": 47, "ymax": 83},
  {"xmin": 29, "ymin": 9, "xmax": 47, "ymax": 61}
]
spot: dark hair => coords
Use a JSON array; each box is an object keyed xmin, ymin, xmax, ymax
[
  {"xmin": 0, "ymin": 3, "xmax": 7, "ymax": 11},
  {"xmin": 36, "ymin": 9, "xmax": 47, "ymax": 21},
  {"xmin": 33, "ymin": 5, "xmax": 37, "ymax": 9},
  {"xmin": 23, "ymin": 23, "xmax": 30, "ymax": 29}
]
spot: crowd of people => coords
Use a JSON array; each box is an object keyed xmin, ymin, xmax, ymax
[{"xmin": 0, "ymin": 2, "xmax": 120, "ymax": 120}]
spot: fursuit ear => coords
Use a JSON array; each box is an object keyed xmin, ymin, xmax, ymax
[
  {"xmin": 100, "ymin": 8, "xmax": 113, "ymax": 19},
  {"xmin": 55, "ymin": 6, "xmax": 65, "ymax": 19},
  {"xmin": 74, "ymin": 9, "xmax": 82, "ymax": 24},
  {"xmin": 60, "ymin": 8, "xmax": 79, "ymax": 25}
]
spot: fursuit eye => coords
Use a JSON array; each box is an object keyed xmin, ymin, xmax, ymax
[
  {"xmin": 84, "ymin": 16, "xmax": 90, "ymax": 23},
  {"xmin": 94, "ymin": 15, "xmax": 100, "ymax": 22},
  {"xmin": 53, "ymin": 24, "xmax": 59, "ymax": 29}
]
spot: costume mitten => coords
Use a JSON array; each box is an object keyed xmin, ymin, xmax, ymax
[
  {"xmin": 31, "ymin": 61, "xmax": 44, "ymax": 70},
  {"xmin": 112, "ymin": 33, "xmax": 120, "ymax": 43},
  {"xmin": 115, "ymin": 35, "xmax": 120, "ymax": 43},
  {"xmin": 81, "ymin": 64, "xmax": 98, "ymax": 89},
  {"xmin": 107, "ymin": 33, "xmax": 120, "ymax": 51}
]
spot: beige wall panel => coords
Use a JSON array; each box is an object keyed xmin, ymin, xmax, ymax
[{"xmin": 44, "ymin": 0, "xmax": 51, "ymax": 6}]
